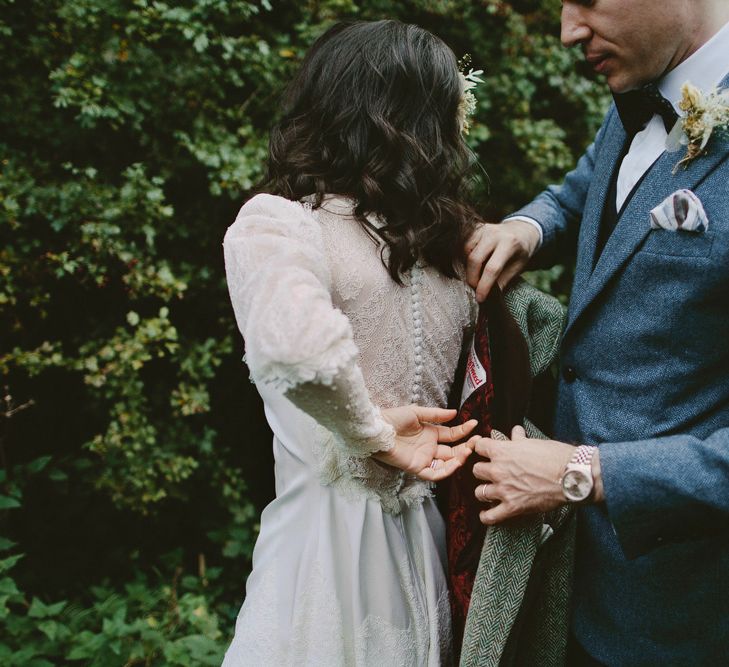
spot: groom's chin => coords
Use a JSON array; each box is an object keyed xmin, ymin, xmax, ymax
[
  {"xmin": 602, "ymin": 64, "xmax": 659, "ymax": 95},
  {"xmin": 579, "ymin": 56, "xmax": 636, "ymax": 95},
  {"xmin": 604, "ymin": 72, "xmax": 641, "ymax": 95}
]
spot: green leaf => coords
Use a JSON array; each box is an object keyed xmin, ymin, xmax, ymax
[
  {"xmin": 0, "ymin": 576, "xmax": 20, "ymax": 596},
  {"xmin": 164, "ymin": 634, "xmax": 224, "ymax": 665},
  {"xmin": 38, "ymin": 619, "xmax": 59, "ymax": 641},
  {"xmin": 48, "ymin": 468, "xmax": 69, "ymax": 482},
  {"xmin": 27, "ymin": 456, "xmax": 52, "ymax": 474},
  {"xmin": 0, "ymin": 496, "xmax": 21, "ymax": 510},
  {"xmin": 8, "ymin": 647, "xmax": 45, "ymax": 663},
  {"xmin": 28, "ymin": 597, "xmax": 67, "ymax": 618},
  {"xmin": 0, "ymin": 537, "xmax": 17, "ymax": 551},
  {"xmin": 66, "ymin": 630, "xmax": 105, "ymax": 660},
  {"xmin": 0, "ymin": 554, "xmax": 23, "ymax": 573}
]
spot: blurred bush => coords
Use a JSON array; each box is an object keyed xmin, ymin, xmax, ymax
[{"xmin": 0, "ymin": 0, "xmax": 608, "ymax": 663}]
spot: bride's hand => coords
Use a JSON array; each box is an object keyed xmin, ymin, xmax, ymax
[{"xmin": 373, "ymin": 405, "xmax": 478, "ymax": 482}]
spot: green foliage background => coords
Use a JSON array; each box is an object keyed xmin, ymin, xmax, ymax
[{"xmin": 0, "ymin": 0, "xmax": 609, "ymax": 663}]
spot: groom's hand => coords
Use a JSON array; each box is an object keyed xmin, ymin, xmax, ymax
[
  {"xmin": 472, "ymin": 426, "xmax": 603, "ymax": 524},
  {"xmin": 465, "ymin": 219, "xmax": 540, "ymax": 302}
]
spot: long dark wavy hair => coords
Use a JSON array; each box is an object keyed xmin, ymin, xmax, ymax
[{"xmin": 263, "ymin": 19, "xmax": 483, "ymax": 282}]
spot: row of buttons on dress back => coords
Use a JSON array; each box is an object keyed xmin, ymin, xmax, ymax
[
  {"xmin": 400, "ymin": 264, "xmax": 426, "ymax": 494},
  {"xmin": 410, "ymin": 264, "xmax": 424, "ymax": 405}
]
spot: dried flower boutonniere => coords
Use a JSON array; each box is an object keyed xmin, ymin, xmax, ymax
[
  {"xmin": 667, "ymin": 82, "xmax": 729, "ymax": 171},
  {"xmin": 457, "ymin": 54, "xmax": 484, "ymax": 135}
]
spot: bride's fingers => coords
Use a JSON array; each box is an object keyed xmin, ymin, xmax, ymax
[
  {"xmin": 435, "ymin": 444, "xmax": 458, "ymax": 461},
  {"xmin": 416, "ymin": 456, "xmax": 463, "ymax": 482},
  {"xmin": 433, "ymin": 419, "xmax": 478, "ymax": 443},
  {"xmin": 410, "ymin": 406, "xmax": 457, "ymax": 424},
  {"xmin": 419, "ymin": 439, "xmax": 478, "ymax": 481},
  {"xmin": 435, "ymin": 442, "xmax": 471, "ymax": 465},
  {"xmin": 432, "ymin": 440, "xmax": 476, "ymax": 470}
]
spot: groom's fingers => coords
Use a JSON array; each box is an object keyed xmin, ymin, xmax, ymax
[
  {"xmin": 465, "ymin": 225, "xmax": 497, "ymax": 289},
  {"xmin": 464, "ymin": 435, "xmax": 480, "ymax": 452},
  {"xmin": 467, "ymin": 220, "xmax": 540, "ymax": 301},
  {"xmin": 474, "ymin": 437, "xmax": 496, "ymax": 460},
  {"xmin": 433, "ymin": 419, "xmax": 478, "ymax": 442},
  {"xmin": 475, "ymin": 243, "xmax": 512, "ymax": 302},
  {"xmin": 479, "ymin": 503, "xmax": 512, "ymax": 525},
  {"xmin": 456, "ymin": 438, "xmax": 479, "ymax": 460},
  {"xmin": 511, "ymin": 425, "xmax": 527, "ymax": 440},
  {"xmin": 496, "ymin": 258, "xmax": 526, "ymax": 293}
]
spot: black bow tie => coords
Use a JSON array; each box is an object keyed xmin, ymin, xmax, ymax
[{"xmin": 613, "ymin": 83, "xmax": 679, "ymax": 137}]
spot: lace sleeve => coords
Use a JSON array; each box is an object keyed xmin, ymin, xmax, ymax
[{"xmin": 223, "ymin": 193, "xmax": 394, "ymax": 456}]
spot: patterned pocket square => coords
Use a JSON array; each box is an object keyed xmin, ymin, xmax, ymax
[{"xmin": 649, "ymin": 189, "xmax": 709, "ymax": 232}]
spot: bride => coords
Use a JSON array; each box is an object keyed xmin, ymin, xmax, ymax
[{"xmin": 222, "ymin": 19, "xmax": 484, "ymax": 666}]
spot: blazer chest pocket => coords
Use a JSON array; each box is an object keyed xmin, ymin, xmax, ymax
[{"xmin": 640, "ymin": 229, "xmax": 715, "ymax": 258}]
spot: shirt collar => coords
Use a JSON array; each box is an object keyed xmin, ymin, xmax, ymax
[{"xmin": 659, "ymin": 19, "xmax": 729, "ymax": 112}]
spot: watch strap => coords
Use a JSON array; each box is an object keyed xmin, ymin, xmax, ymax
[{"xmin": 570, "ymin": 445, "xmax": 597, "ymax": 467}]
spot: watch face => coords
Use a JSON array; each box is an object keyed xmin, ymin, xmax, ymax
[{"xmin": 562, "ymin": 468, "xmax": 593, "ymax": 502}]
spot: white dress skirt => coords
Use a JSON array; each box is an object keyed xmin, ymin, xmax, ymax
[{"xmin": 221, "ymin": 194, "xmax": 475, "ymax": 666}]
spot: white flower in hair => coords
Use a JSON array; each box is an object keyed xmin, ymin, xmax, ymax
[{"xmin": 457, "ymin": 56, "xmax": 484, "ymax": 135}]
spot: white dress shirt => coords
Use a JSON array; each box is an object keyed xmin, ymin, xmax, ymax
[
  {"xmin": 508, "ymin": 18, "xmax": 729, "ymax": 244},
  {"xmin": 617, "ymin": 18, "xmax": 729, "ymax": 209}
]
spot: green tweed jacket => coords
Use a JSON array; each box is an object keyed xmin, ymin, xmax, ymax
[{"xmin": 460, "ymin": 280, "xmax": 575, "ymax": 667}]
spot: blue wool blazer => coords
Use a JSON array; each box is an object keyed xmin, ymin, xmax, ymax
[{"xmin": 512, "ymin": 74, "xmax": 729, "ymax": 665}]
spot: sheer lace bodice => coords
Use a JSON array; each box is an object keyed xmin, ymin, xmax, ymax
[
  {"xmin": 224, "ymin": 193, "xmax": 475, "ymax": 513},
  {"xmin": 314, "ymin": 196, "xmax": 475, "ymax": 409}
]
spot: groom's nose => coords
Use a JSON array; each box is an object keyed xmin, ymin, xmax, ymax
[{"xmin": 560, "ymin": 4, "xmax": 593, "ymax": 47}]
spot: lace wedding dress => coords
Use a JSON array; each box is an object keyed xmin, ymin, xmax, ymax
[{"xmin": 222, "ymin": 193, "xmax": 475, "ymax": 666}]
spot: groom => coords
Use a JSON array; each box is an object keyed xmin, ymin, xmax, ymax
[{"xmin": 466, "ymin": 0, "xmax": 729, "ymax": 663}]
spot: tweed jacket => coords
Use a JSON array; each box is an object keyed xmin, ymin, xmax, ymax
[
  {"xmin": 460, "ymin": 280, "xmax": 572, "ymax": 667},
  {"xmin": 502, "ymin": 72, "xmax": 729, "ymax": 664}
]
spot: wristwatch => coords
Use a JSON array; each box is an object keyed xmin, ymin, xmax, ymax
[{"xmin": 560, "ymin": 445, "xmax": 597, "ymax": 503}]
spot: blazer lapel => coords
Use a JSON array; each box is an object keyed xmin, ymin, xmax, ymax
[
  {"xmin": 565, "ymin": 97, "xmax": 729, "ymax": 334},
  {"xmin": 566, "ymin": 112, "xmax": 626, "ymax": 330}
]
